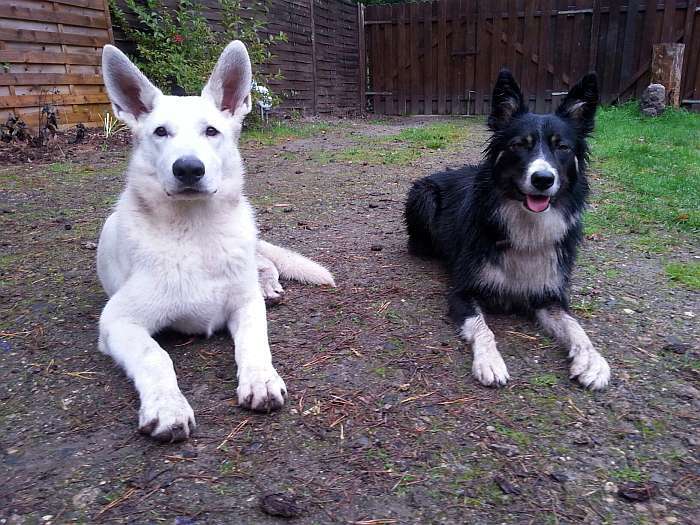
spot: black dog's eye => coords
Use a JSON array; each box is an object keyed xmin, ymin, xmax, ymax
[
  {"xmin": 205, "ymin": 126, "xmax": 219, "ymax": 137},
  {"xmin": 510, "ymin": 140, "xmax": 527, "ymax": 150},
  {"xmin": 557, "ymin": 144, "xmax": 572, "ymax": 152},
  {"xmin": 154, "ymin": 126, "xmax": 168, "ymax": 137}
]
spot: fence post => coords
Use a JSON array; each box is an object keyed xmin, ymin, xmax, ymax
[
  {"xmin": 357, "ymin": 3, "xmax": 366, "ymax": 115},
  {"xmin": 651, "ymin": 43, "xmax": 685, "ymax": 107}
]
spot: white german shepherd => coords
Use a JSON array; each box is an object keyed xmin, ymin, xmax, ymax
[{"xmin": 97, "ymin": 41, "xmax": 335, "ymax": 442}]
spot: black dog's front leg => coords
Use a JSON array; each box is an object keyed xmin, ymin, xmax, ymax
[{"xmin": 449, "ymin": 288, "xmax": 510, "ymax": 387}]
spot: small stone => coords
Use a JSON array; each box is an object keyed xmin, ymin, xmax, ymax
[
  {"xmin": 604, "ymin": 481, "xmax": 618, "ymax": 493},
  {"xmin": 623, "ymin": 308, "xmax": 635, "ymax": 315},
  {"xmin": 665, "ymin": 517, "xmax": 678, "ymax": 524},
  {"xmin": 494, "ymin": 476, "xmax": 521, "ymax": 495},
  {"xmin": 368, "ymin": 203, "xmax": 379, "ymax": 208},
  {"xmin": 294, "ymin": 170, "xmax": 302, "ymax": 174},
  {"xmin": 181, "ymin": 448, "xmax": 198, "ymax": 459},
  {"xmin": 282, "ymin": 207, "xmax": 293, "ymax": 213},
  {"xmin": 674, "ymin": 384, "xmax": 700, "ymax": 400},
  {"xmin": 259, "ymin": 493, "xmax": 305, "ymax": 518},
  {"xmin": 64, "ymin": 223, "xmax": 72, "ymax": 231},
  {"xmin": 370, "ymin": 244, "xmax": 383, "ymax": 252},
  {"xmin": 243, "ymin": 442, "xmax": 263, "ymax": 454},
  {"xmin": 618, "ymin": 482, "xmax": 657, "ymax": 502},
  {"xmin": 82, "ymin": 241, "xmax": 97, "ymax": 250},
  {"xmin": 640, "ymin": 84, "xmax": 666, "ymax": 117},
  {"xmin": 662, "ymin": 337, "xmax": 691, "ymax": 355},
  {"xmin": 489, "ymin": 443, "xmax": 519, "ymax": 457},
  {"xmin": 550, "ymin": 471, "xmax": 571, "ymax": 483},
  {"xmin": 73, "ymin": 487, "xmax": 100, "ymax": 510},
  {"xmin": 485, "ymin": 425, "xmax": 496, "ymax": 432}
]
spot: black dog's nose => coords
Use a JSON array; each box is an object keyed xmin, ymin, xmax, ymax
[
  {"xmin": 172, "ymin": 156, "xmax": 205, "ymax": 186},
  {"xmin": 531, "ymin": 171, "xmax": 555, "ymax": 191}
]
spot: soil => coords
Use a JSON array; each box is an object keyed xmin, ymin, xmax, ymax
[{"xmin": 1, "ymin": 118, "xmax": 698, "ymax": 525}]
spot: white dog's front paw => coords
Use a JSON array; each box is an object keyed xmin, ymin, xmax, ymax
[
  {"xmin": 569, "ymin": 346, "xmax": 610, "ymax": 390},
  {"xmin": 260, "ymin": 275, "xmax": 284, "ymax": 303},
  {"xmin": 472, "ymin": 350, "xmax": 510, "ymax": 387},
  {"xmin": 237, "ymin": 367, "xmax": 287, "ymax": 412},
  {"xmin": 139, "ymin": 390, "xmax": 196, "ymax": 443}
]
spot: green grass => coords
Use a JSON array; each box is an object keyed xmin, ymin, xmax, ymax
[
  {"xmin": 610, "ymin": 467, "xmax": 649, "ymax": 483},
  {"xmin": 242, "ymin": 121, "xmax": 332, "ymax": 145},
  {"xmin": 587, "ymin": 103, "xmax": 700, "ymax": 249},
  {"xmin": 313, "ymin": 120, "xmax": 472, "ymax": 166},
  {"xmin": 665, "ymin": 261, "xmax": 700, "ymax": 290}
]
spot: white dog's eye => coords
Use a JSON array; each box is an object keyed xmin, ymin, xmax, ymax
[
  {"xmin": 205, "ymin": 126, "xmax": 219, "ymax": 137},
  {"xmin": 154, "ymin": 126, "xmax": 168, "ymax": 137}
]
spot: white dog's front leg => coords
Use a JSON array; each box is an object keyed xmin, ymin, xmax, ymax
[
  {"xmin": 536, "ymin": 306, "xmax": 610, "ymax": 390},
  {"xmin": 228, "ymin": 292, "xmax": 286, "ymax": 411},
  {"xmin": 99, "ymin": 294, "xmax": 195, "ymax": 442}
]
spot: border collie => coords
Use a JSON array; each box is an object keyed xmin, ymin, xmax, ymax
[
  {"xmin": 404, "ymin": 70, "xmax": 610, "ymax": 390},
  {"xmin": 97, "ymin": 42, "xmax": 335, "ymax": 442}
]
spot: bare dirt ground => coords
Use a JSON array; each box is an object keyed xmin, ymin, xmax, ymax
[{"xmin": 1, "ymin": 118, "xmax": 698, "ymax": 525}]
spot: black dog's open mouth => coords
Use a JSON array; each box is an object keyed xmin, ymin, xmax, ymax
[{"xmin": 524, "ymin": 194, "xmax": 550, "ymax": 213}]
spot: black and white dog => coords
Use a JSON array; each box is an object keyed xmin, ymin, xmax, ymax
[{"xmin": 405, "ymin": 70, "xmax": 610, "ymax": 390}]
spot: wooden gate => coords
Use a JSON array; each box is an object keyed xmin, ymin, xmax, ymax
[{"xmin": 363, "ymin": 0, "xmax": 700, "ymax": 115}]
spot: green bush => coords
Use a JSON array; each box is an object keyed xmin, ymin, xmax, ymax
[{"xmin": 110, "ymin": 0, "xmax": 285, "ymax": 107}]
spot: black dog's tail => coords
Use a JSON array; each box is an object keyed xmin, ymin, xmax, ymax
[{"xmin": 404, "ymin": 177, "xmax": 441, "ymax": 258}]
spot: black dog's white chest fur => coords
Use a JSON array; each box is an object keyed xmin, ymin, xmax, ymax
[{"xmin": 478, "ymin": 201, "xmax": 577, "ymax": 298}]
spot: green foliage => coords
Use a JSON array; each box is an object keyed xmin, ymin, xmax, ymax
[{"xmin": 110, "ymin": 0, "xmax": 286, "ymax": 99}]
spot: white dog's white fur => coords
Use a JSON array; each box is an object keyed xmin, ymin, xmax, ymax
[{"xmin": 97, "ymin": 42, "xmax": 335, "ymax": 442}]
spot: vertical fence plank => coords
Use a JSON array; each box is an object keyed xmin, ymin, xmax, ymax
[
  {"xmin": 601, "ymin": 0, "xmax": 622, "ymax": 102},
  {"xmin": 535, "ymin": 0, "xmax": 552, "ymax": 111},
  {"xmin": 358, "ymin": 2, "xmax": 366, "ymax": 115},
  {"xmin": 409, "ymin": 3, "xmax": 421, "ymax": 115},
  {"xmin": 507, "ymin": 0, "xmax": 519, "ymax": 75},
  {"xmin": 588, "ymin": 0, "xmax": 601, "ymax": 72},
  {"xmin": 423, "ymin": 1, "xmax": 434, "ymax": 114},
  {"xmin": 620, "ymin": 0, "xmax": 641, "ymax": 84},
  {"xmin": 437, "ymin": 0, "xmax": 448, "ymax": 113},
  {"xmin": 660, "ymin": 0, "xmax": 677, "ymax": 42},
  {"xmin": 681, "ymin": 0, "xmax": 698, "ymax": 101}
]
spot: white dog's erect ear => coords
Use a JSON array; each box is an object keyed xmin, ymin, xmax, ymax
[
  {"xmin": 202, "ymin": 41, "xmax": 253, "ymax": 118},
  {"xmin": 101, "ymin": 45, "xmax": 162, "ymax": 126}
]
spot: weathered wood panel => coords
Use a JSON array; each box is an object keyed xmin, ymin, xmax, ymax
[
  {"xmin": 0, "ymin": 0, "xmax": 112, "ymax": 129},
  {"xmin": 366, "ymin": 0, "xmax": 700, "ymax": 115}
]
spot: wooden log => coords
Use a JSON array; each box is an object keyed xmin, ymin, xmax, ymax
[{"xmin": 651, "ymin": 43, "xmax": 685, "ymax": 107}]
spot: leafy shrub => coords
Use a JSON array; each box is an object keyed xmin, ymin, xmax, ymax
[{"xmin": 110, "ymin": 0, "xmax": 285, "ymax": 111}]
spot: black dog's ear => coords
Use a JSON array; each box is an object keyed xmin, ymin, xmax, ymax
[
  {"xmin": 556, "ymin": 73, "xmax": 598, "ymax": 135},
  {"xmin": 488, "ymin": 69, "xmax": 525, "ymax": 131}
]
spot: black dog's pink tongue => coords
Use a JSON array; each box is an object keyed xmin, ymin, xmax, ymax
[{"xmin": 525, "ymin": 195, "xmax": 550, "ymax": 213}]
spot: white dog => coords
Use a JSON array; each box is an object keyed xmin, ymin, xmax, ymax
[{"xmin": 97, "ymin": 41, "xmax": 335, "ymax": 442}]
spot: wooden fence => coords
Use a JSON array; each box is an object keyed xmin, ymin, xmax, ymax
[
  {"xmin": 0, "ymin": 0, "xmax": 113, "ymax": 129},
  {"xmin": 113, "ymin": 0, "xmax": 362, "ymax": 116},
  {"xmin": 363, "ymin": 0, "xmax": 700, "ymax": 115}
]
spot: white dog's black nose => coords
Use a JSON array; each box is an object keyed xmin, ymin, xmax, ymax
[
  {"xmin": 531, "ymin": 171, "xmax": 555, "ymax": 191},
  {"xmin": 173, "ymin": 156, "xmax": 205, "ymax": 186}
]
